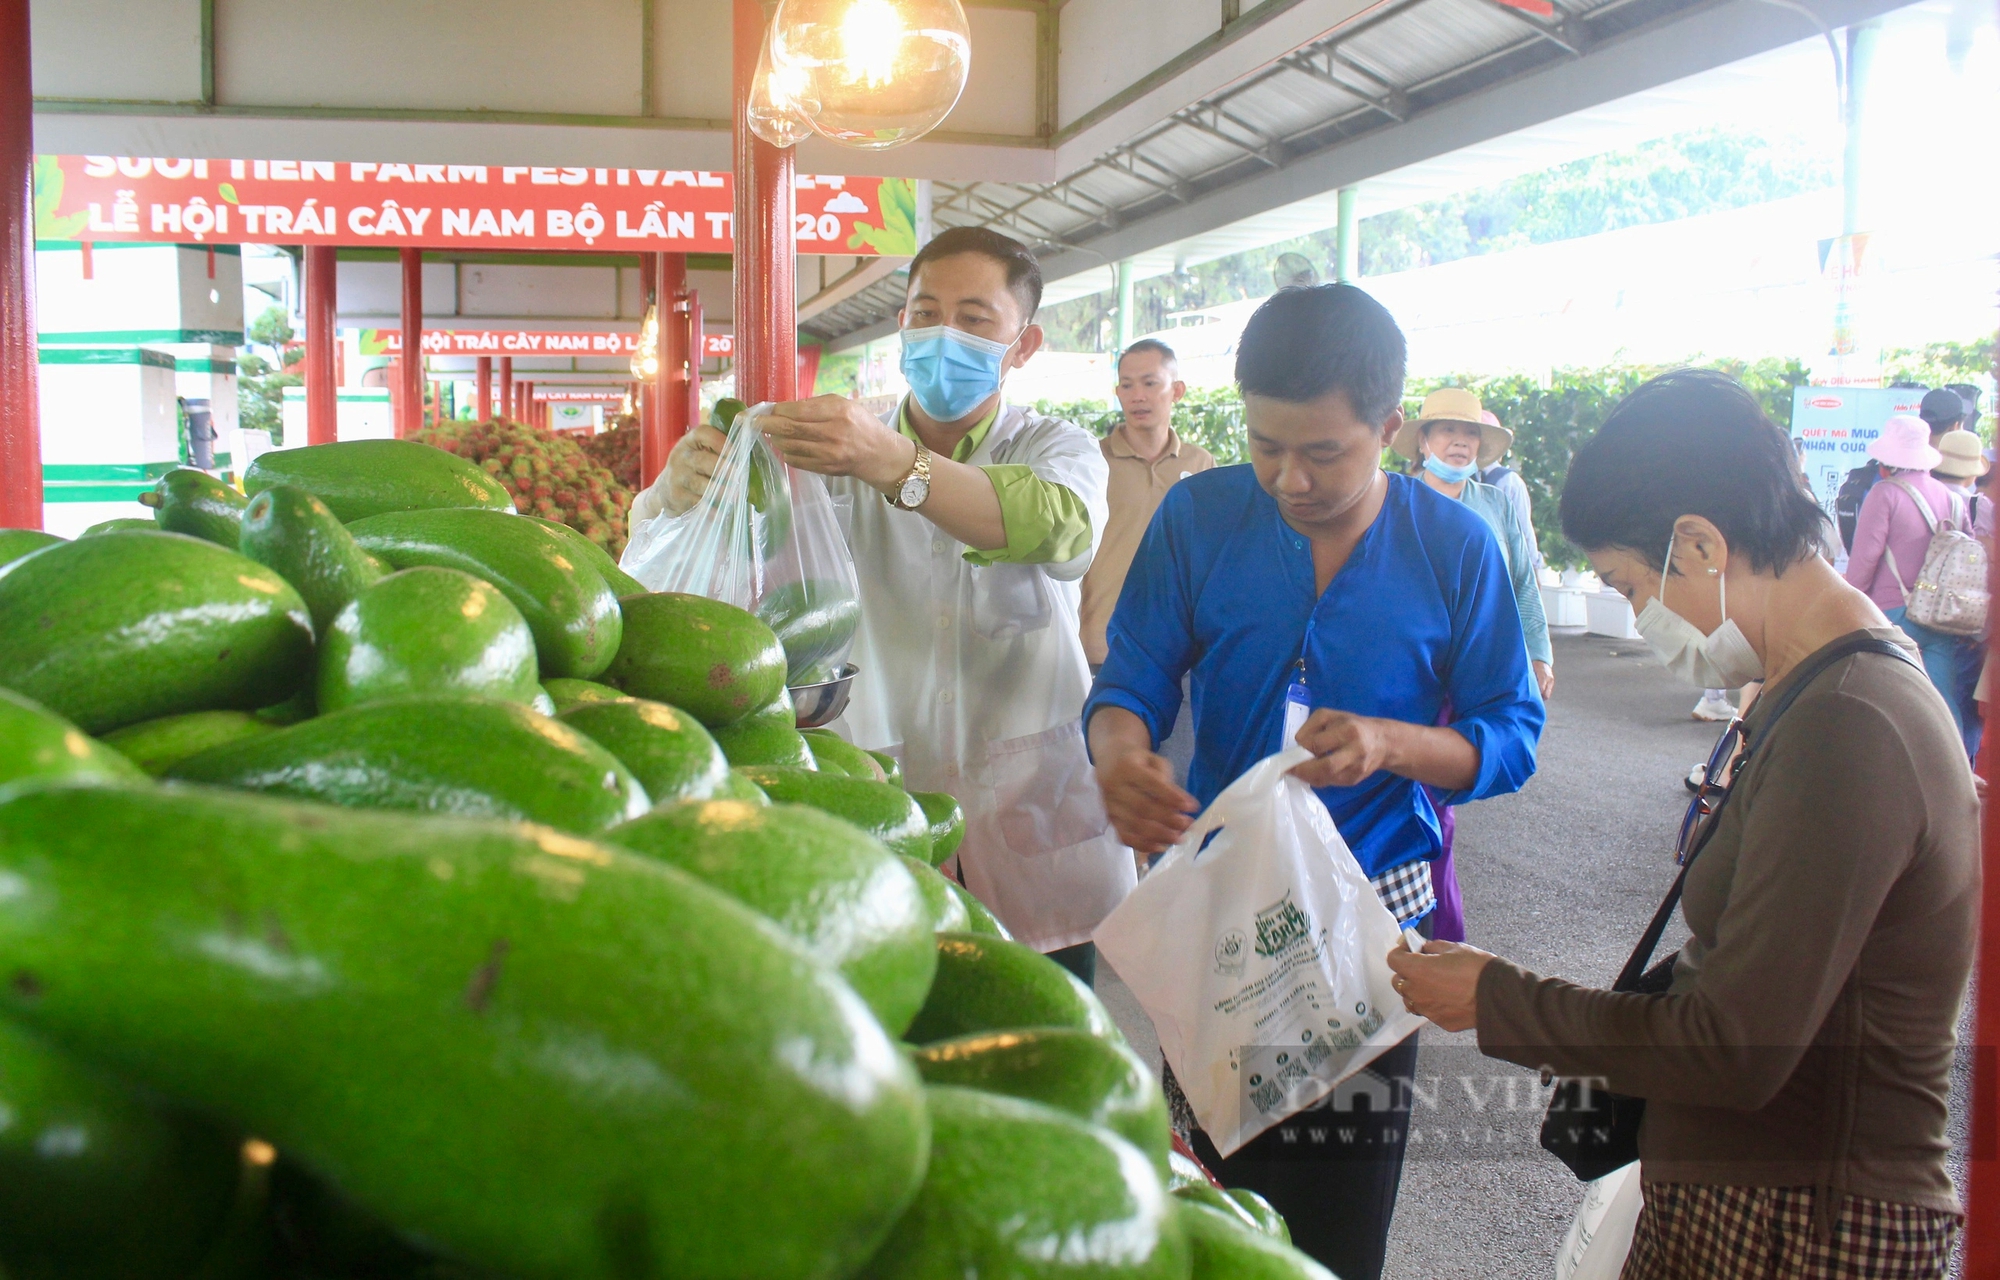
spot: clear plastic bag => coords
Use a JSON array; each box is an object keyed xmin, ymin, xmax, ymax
[{"xmin": 620, "ymin": 403, "xmax": 862, "ymax": 684}]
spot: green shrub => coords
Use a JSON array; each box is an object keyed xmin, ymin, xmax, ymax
[{"xmin": 1038, "ymin": 355, "xmax": 1812, "ymax": 569}]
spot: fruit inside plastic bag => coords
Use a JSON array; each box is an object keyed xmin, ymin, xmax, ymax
[{"xmin": 622, "ymin": 403, "xmax": 863, "ymax": 686}]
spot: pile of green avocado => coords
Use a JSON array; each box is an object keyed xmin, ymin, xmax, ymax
[{"xmin": 0, "ymin": 441, "xmax": 1333, "ymax": 1280}]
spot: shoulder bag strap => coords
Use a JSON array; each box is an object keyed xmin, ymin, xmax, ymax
[
  {"xmin": 1609, "ymin": 635, "xmax": 1921, "ymax": 992},
  {"xmin": 1880, "ymin": 478, "xmax": 1944, "ymax": 602}
]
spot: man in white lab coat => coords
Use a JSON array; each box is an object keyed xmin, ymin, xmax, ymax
[{"xmin": 654, "ymin": 226, "xmax": 1128, "ymax": 979}]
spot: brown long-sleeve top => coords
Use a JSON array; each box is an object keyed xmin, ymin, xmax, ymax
[{"xmin": 1477, "ymin": 628, "xmax": 1979, "ymax": 1213}]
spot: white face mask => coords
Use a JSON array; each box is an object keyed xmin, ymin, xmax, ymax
[{"xmin": 1632, "ymin": 534, "xmax": 1766, "ymax": 689}]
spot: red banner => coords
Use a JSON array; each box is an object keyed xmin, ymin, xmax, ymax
[
  {"xmin": 33, "ymin": 155, "xmax": 918, "ymax": 256},
  {"xmin": 359, "ymin": 328, "xmax": 735, "ymax": 359}
]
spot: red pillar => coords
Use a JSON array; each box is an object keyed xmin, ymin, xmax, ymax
[
  {"xmin": 304, "ymin": 247, "xmax": 339, "ymax": 445},
  {"xmin": 398, "ymin": 247, "xmax": 423, "ymax": 439},
  {"xmin": 637, "ymin": 255, "xmax": 661, "ymax": 475},
  {"xmin": 734, "ymin": 0, "xmax": 796, "ymax": 406},
  {"xmin": 476, "ymin": 356, "xmax": 492, "ymax": 420},
  {"xmin": 643, "ymin": 253, "xmax": 687, "ymax": 490},
  {"xmin": 1974, "ymin": 543, "xmax": 2000, "ymax": 1275},
  {"xmin": 686, "ymin": 290, "xmax": 705, "ymax": 433},
  {"xmin": 0, "ymin": 0, "xmax": 40, "ymax": 529},
  {"xmin": 497, "ymin": 357, "xmax": 513, "ymax": 422}
]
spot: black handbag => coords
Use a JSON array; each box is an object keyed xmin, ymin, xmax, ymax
[{"xmin": 1538, "ymin": 635, "xmax": 1918, "ymax": 1181}]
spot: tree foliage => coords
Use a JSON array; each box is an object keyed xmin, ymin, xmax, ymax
[
  {"xmin": 1038, "ymin": 127, "xmax": 1834, "ymax": 353},
  {"xmin": 1036, "ymin": 355, "xmax": 1811, "ymax": 569},
  {"xmin": 238, "ymin": 305, "xmax": 303, "ymax": 444}
]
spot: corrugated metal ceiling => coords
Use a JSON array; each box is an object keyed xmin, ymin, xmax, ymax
[{"xmin": 802, "ymin": 0, "xmax": 1721, "ymax": 346}]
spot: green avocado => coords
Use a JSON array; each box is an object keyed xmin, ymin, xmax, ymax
[
  {"xmin": 801, "ymin": 729, "xmax": 886, "ymax": 780},
  {"xmin": 912, "ymin": 791, "xmax": 965, "ymax": 865},
  {"xmin": 169, "ymin": 696, "xmax": 649, "ymax": 833},
  {"xmin": 718, "ymin": 768, "xmax": 771, "ymax": 804},
  {"xmin": 1166, "ymin": 1147, "xmax": 1213, "ymax": 1192},
  {"xmin": 737, "ymin": 686, "xmax": 799, "ymax": 731},
  {"xmin": 0, "ymin": 532, "xmax": 313, "ymax": 734},
  {"xmin": 244, "ymin": 438, "xmax": 515, "ymax": 522},
  {"xmin": 912, "ymin": 1029, "xmax": 1171, "ymax": 1175},
  {"xmin": 906, "ymin": 932, "xmax": 1123, "ymax": 1045},
  {"xmin": 1175, "ymin": 1198, "xmax": 1331, "ymax": 1279},
  {"xmin": 715, "ymin": 719, "xmax": 818, "ymax": 769},
  {"xmin": 139, "ymin": 468, "xmax": 247, "ymax": 546},
  {"xmin": 349, "ymin": 508, "xmax": 622, "ymax": 680},
  {"xmin": 81, "ymin": 517, "xmax": 160, "ymax": 536},
  {"xmin": 560, "ymin": 698, "xmax": 730, "ymax": 807},
  {"xmin": 1173, "ymin": 1181, "xmax": 1264, "ymax": 1234},
  {"xmin": 267, "ymin": 1157, "xmax": 436, "ymax": 1279},
  {"xmin": 0, "ymin": 687, "xmax": 147, "ymax": 796},
  {"xmin": 525, "ymin": 515, "xmax": 647, "ymax": 597},
  {"xmin": 0, "ymin": 527, "xmax": 65, "ymax": 570},
  {"xmin": 253, "ymin": 687, "xmax": 317, "ymax": 726},
  {"xmin": 868, "ymin": 750, "xmax": 903, "ymax": 788},
  {"xmin": 0, "ymin": 1018, "xmax": 247, "ymax": 1280},
  {"xmin": 238, "ymin": 484, "xmax": 387, "ymax": 635},
  {"xmin": 946, "ymin": 882, "xmax": 1012, "ymax": 939},
  {"xmin": 608, "ymin": 801, "xmax": 938, "ymax": 1034},
  {"xmin": 543, "ymin": 677, "xmax": 630, "ymax": 713},
  {"xmin": 860, "ymin": 1086, "xmax": 1187, "ymax": 1280},
  {"xmin": 0, "ymin": 784, "xmax": 929, "ymax": 1280},
  {"xmin": 900, "ymin": 855, "xmax": 971, "ymax": 933},
  {"xmin": 1226, "ymin": 1188, "xmax": 1291, "ymax": 1244},
  {"xmin": 756, "ymin": 580, "xmax": 861, "ymax": 684},
  {"xmin": 102, "ymin": 710, "xmax": 274, "ymax": 777},
  {"xmin": 735, "ymin": 765, "xmax": 932, "ymax": 862},
  {"xmin": 318, "ymin": 567, "xmax": 542, "ymax": 713},
  {"xmin": 605, "ymin": 593, "xmax": 787, "ymax": 729}
]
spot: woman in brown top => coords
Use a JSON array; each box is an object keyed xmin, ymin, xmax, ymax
[{"xmin": 1388, "ymin": 371, "xmax": 1979, "ymax": 1279}]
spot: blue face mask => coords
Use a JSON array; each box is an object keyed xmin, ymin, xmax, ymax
[
  {"xmin": 899, "ymin": 325, "xmax": 1016, "ymax": 423},
  {"xmin": 1423, "ymin": 455, "xmax": 1480, "ymax": 485}
]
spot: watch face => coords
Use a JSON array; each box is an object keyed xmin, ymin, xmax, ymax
[{"xmin": 899, "ymin": 476, "xmax": 930, "ymax": 508}]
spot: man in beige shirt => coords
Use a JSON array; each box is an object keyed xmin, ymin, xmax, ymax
[{"xmin": 1080, "ymin": 339, "xmax": 1218, "ymax": 667}]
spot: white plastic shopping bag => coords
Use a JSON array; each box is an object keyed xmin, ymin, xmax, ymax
[
  {"xmin": 621, "ymin": 402, "xmax": 862, "ymax": 683},
  {"xmin": 1553, "ymin": 1162, "xmax": 1642, "ymax": 1280},
  {"xmin": 1093, "ymin": 745, "xmax": 1426, "ymax": 1156}
]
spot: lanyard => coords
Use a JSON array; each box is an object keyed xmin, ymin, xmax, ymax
[{"xmin": 1282, "ymin": 619, "xmax": 1315, "ymax": 746}]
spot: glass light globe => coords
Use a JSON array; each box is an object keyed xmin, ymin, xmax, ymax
[
  {"xmin": 770, "ymin": 0, "xmax": 970, "ymax": 150},
  {"xmin": 631, "ymin": 305, "xmax": 660, "ymax": 381},
  {"xmin": 747, "ymin": 25, "xmax": 821, "ymax": 149}
]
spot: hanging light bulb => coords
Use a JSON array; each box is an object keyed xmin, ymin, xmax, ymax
[
  {"xmin": 631, "ymin": 304, "xmax": 661, "ymax": 381},
  {"xmin": 769, "ymin": 0, "xmax": 970, "ymax": 151},
  {"xmin": 748, "ymin": 23, "xmax": 821, "ymax": 149}
]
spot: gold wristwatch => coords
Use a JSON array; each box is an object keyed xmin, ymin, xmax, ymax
[{"xmin": 886, "ymin": 440, "xmax": 933, "ymax": 510}]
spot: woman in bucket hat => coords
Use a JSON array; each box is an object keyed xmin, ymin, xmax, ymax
[
  {"xmin": 1928, "ymin": 428, "xmax": 1989, "ymax": 760},
  {"xmin": 1844, "ymin": 414, "xmax": 1966, "ymax": 729},
  {"xmin": 1396, "ymin": 388, "xmax": 1552, "ymax": 943}
]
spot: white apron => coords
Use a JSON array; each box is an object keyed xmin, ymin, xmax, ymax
[{"xmin": 825, "ymin": 402, "xmax": 1134, "ymax": 951}]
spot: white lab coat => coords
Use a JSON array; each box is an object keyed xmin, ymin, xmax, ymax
[{"xmin": 824, "ymin": 401, "xmax": 1134, "ymax": 951}]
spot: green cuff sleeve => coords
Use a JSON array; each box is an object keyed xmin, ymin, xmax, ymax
[{"xmin": 962, "ymin": 465, "xmax": 1094, "ymax": 566}]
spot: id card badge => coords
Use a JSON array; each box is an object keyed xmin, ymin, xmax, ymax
[{"xmin": 1282, "ymin": 667, "xmax": 1311, "ymax": 746}]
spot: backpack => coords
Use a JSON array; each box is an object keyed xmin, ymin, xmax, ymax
[
  {"xmin": 1480, "ymin": 463, "xmax": 1514, "ymax": 487},
  {"xmin": 1835, "ymin": 464, "xmax": 1878, "ymax": 552},
  {"xmin": 1883, "ymin": 478, "xmax": 1988, "ymax": 636}
]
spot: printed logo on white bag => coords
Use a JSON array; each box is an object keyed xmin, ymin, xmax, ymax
[
  {"xmin": 1213, "ymin": 930, "xmax": 1247, "ymax": 976},
  {"xmin": 1253, "ymin": 894, "xmax": 1315, "ymax": 959}
]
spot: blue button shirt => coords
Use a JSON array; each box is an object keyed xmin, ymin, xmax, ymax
[{"xmin": 1084, "ymin": 468, "xmax": 1544, "ymax": 879}]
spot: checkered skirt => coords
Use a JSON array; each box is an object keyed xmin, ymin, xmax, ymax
[{"xmin": 1621, "ymin": 1183, "xmax": 1961, "ymax": 1280}]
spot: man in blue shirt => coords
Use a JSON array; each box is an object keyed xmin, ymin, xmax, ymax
[{"xmin": 1084, "ymin": 284, "xmax": 1543, "ymax": 1280}]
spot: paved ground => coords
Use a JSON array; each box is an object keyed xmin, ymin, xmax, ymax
[{"xmin": 1094, "ymin": 629, "xmax": 1981, "ymax": 1278}]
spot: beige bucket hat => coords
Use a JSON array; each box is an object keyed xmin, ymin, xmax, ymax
[
  {"xmin": 1933, "ymin": 428, "xmax": 1989, "ymax": 479},
  {"xmin": 1391, "ymin": 387, "xmax": 1513, "ymax": 468}
]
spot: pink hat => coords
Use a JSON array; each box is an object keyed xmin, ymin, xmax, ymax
[{"xmin": 1867, "ymin": 415, "xmax": 1943, "ymax": 471}]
